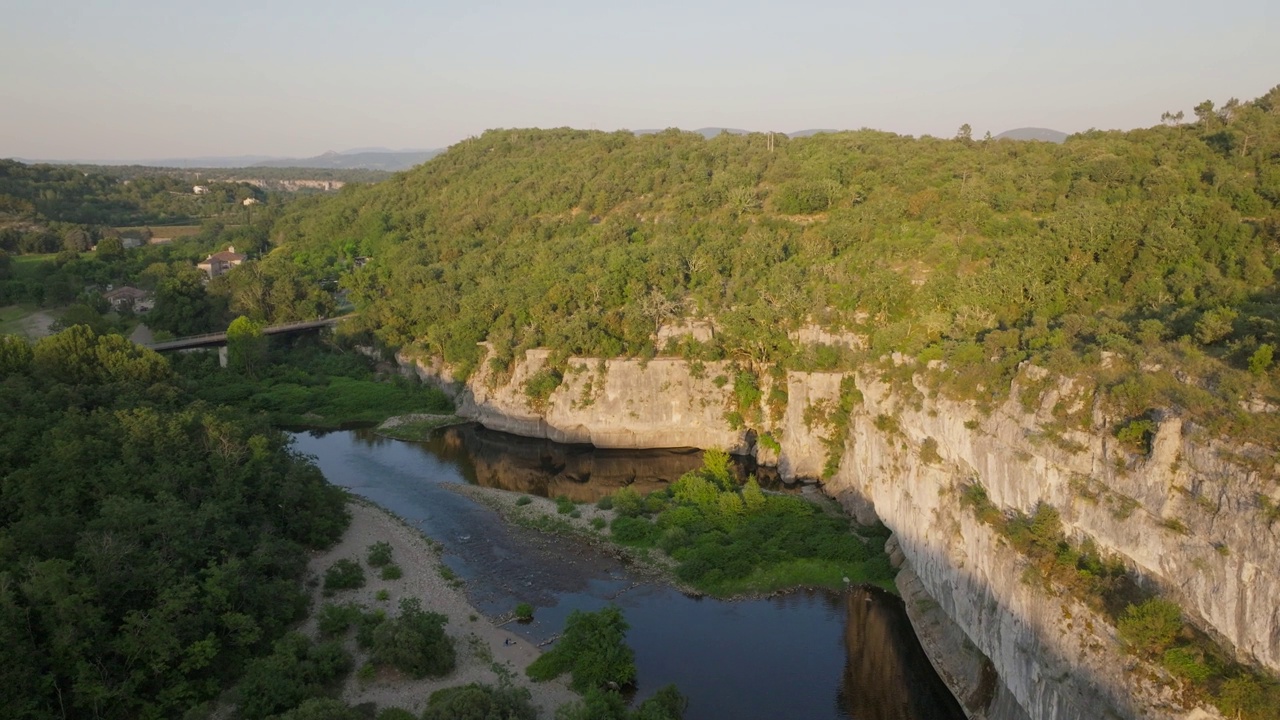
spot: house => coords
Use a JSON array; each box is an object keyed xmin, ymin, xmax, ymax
[
  {"xmin": 198, "ymin": 246, "xmax": 246, "ymax": 278},
  {"xmin": 193, "ymin": 185, "xmax": 209, "ymax": 195},
  {"xmin": 103, "ymin": 286, "xmax": 152, "ymax": 312}
]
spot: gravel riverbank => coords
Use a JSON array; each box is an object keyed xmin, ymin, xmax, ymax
[{"xmin": 304, "ymin": 498, "xmax": 579, "ymax": 717}]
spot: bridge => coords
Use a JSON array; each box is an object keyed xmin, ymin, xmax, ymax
[{"xmin": 145, "ymin": 315, "xmax": 355, "ymax": 352}]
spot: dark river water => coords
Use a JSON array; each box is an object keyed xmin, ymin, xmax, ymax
[{"xmin": 290, "ymin": 424, "xmax": 965, "ymax": 720}]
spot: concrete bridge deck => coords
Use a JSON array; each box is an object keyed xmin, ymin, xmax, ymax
[{"xmin": 145, "ymin": 315, "xmax": 354, "ymax": 351}]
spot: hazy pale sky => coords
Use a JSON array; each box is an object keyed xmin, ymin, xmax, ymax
[{"xmin": 2, "ymin": 0, "xmax": 1277, "ymax": 161}]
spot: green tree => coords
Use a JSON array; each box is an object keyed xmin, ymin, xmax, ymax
[
  {"xmin": 421, "ymin": 684, "xmax": 538, "ymax": 720},
  {"xmin": 95, "ymin": 235, "xmax": 124, "ymax": 259},
  {"xmin": 370, "ymin": 598, "xmax": 455, "ymax": 678},
  {"xmin": 226, "ymin": 315, "xmax": 268, "ymax": 377},
  {"xmin": 150, "ymin": 265, "xmax": 218, "ymax": 336},
  {"xmin": 1249, "ymin": 344, "xmax": 1274, "ymax": 376},
  {"xmin": 527, "ymin": 605, "xmax": 635, "ymax": 692},
  {"xmin": 0, "ymin": 334, "xmax": 33, "ymax": 375}
]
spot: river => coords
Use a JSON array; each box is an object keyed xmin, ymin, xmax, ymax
[{"xmin": 290, "ymin": 424, "xmax": 966, "ymax": 720}]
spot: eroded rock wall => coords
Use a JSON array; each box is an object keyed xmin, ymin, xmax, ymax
[{"xmin": 402, "ymin": 348, "xmax": 1277, "ymax": 719}]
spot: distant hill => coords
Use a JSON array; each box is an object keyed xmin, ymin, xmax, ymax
[
  {"xmin": 633, "ymin": 127, "xmax": 844, "ymax": 139},
  {"xmin": 14, "ymin": 155, "xmax": 278, "ymax": 168},
  {"xmin": 994, "ymin": 127, "xmax": 1069, "ymax": 143},
  {"xmin": 252, "ymin": 149, "xmax": 443, "ymax": 171},
  {"xmin": 15, "ymin": 149, "xmax": 443, "ymax": 171},
  {"xmin": 633, "ymin": 127, "xmax": 752, "ymax": 138}
]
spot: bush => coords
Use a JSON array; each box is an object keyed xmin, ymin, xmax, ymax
[
  {"xmin": 236, "ymin": 633, "xmax": 352, "ymax": 720},
  {"xmin": 1115, "ymin": 417, "xmax": 1156, "ymax": 454},
  {"xmin": 366, "ymin": 541, "xmax": 393, "ymax": 568},
  {"xmin": 595, "ymin": 495, "xmax": 614, "ymax": 510},
  {"xmin": 1161, "ymin": 646, "xmax": 1214, "ymax": 683},
  {"xmin": 555, "ymin": 686, "xmax": 687, "ymax": 720},
  {"xmin": 515, "ymin": 602, "xmax": 534, "ymax": 621},
  {"xmin": 370, "ymin": 598, "xmax": 456, "ymax": 678},
  {"xmin": 376, "ymin": 709, "xmax": 417, "ymax": 720},
  {"xmin": 591, "ymin": 517, "xmax": 607, "ymax": 530},
  {"xmin": 1118, "ymin": 598, "xmax": 1183, "ymax": 656},
  {"xmin": 380, "ymin": 563, "xmax": 403, "ymax": 580},
  {"xmin": 323, "ymin": 558, "xmax": 366, "ymax": 592},
  {"xmin": 524, "ymin": 368, "xmax": 563, "ymax": 407},
  {"xmin": 270, "ymin": 698, "xmax": 362, "ymax": 720},
  {"xmin": 611, "ymin": 515, "xmax": 658, "ymax": 545},
  {"xmin": 422, "ymin": 683, "xmax": 537, "ymax": 720},
  {"xmin": 556, "ymin": 495, "xmax": 576, "ymax": 514},
  {"xmin": 317, "ymin": 602, "xmax": 363, "ymax": 637},
  {"xmin": 611, "ymin": 487, "xmax": 645, "ymax": 516},
  {"xmin": 356, "ymin": 608, "xmax": 387, "ymax": 649},
  {"xmin": 516, "ymin": 495, "xmax": 533, "ymax": 506},
  {"xmin": 527, "ymin": 605, "xmax": 636, "ymax": 693}
]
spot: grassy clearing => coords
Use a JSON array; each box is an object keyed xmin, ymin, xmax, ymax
[
  {"xmin": 173, "ymin": 339, "xmax": 453, "ymax": 427},
  {"xmin": 602, "ymin": 450, "xmax": 894, "ymax": 597},
  {"xmin": 116, "ymin": 225, "xmax": 204, "ymax": 237},
  {"xmin": 376, "ymin": 414, "xmax": 465, "ymax": 441},
  {"xmin": 9, "ymin": 253, "xmax": 57, "ymax": 279},
  {"xmin": 0, "ymin": 304, "xmax": 61, "ymax": 339}
]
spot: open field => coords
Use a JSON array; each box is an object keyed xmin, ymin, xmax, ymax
[
  {"xmin": 0, "ymin": 304, "xmax": 59, "ymax": 339},
  {"xmin": 9, "ymin": 253, "xmax": 56, "ymax": 278},
  {"xmin": 115, "ymin": 224, "xmax": 204, "ymax": 238}
]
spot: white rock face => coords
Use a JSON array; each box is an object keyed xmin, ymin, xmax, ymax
[
  {"xmin": 459, "ymin": 350, "xmax": 747, "ymax": 452},
  {"xmin": 404, "ymin": 349, "xmax": 1277, "ymax": 720}
]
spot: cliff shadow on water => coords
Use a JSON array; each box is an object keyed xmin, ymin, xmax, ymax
[
  {"xmin": 434, "ymin": 422, "xmax": 780, "ymax": 501},
  {"xmin": 842, "ymin": 586, "xmax": 968, "ymax": 720}
]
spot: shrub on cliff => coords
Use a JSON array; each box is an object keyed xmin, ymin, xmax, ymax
[{"xmin": 1117, "ymin": 598, "xmax": 1183, "ymax": 657}]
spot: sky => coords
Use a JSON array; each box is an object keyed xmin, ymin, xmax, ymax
[{"xmin": 1, "ymin": 0, "xmax": 1277, "ymax": 162}]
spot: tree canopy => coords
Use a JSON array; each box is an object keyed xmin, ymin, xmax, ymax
[{"xmin": 0, "ymin": 327, "xmax": 350, "ymax": 719}]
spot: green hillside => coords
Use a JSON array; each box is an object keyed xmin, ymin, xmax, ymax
[{"xmin": 273, "ymin": 88, "xmax": 1280, "ymax": 435}]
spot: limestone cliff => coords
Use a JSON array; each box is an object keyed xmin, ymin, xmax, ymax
[{"xmin": 403, "ymin": 348, "xmax": 1277, "ymax": 720}]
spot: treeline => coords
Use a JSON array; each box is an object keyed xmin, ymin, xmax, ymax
[
  {"xmin": 74, "ymin": 164, "xmax": 393, "ymax": 185},
  {"xmin": 0, "ymin": 328, "xmax": 350, "ymax": 719},
  {"xmin": 0, "ymin": 158, "xmax": 267, "ymax": 239},
  {"xmin": 263, "ymin": 87, "xmax": 1280, "ymax": 435}
]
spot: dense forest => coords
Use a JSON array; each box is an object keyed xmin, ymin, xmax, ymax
[
  {"xmin": 0, "ymin": 328, "xmax": 350, "ymax": 718},
  {"xmin": 266, "ymin": 88, "xmax": 1280, "ymax": 440}
]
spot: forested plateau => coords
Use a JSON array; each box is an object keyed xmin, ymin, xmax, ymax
[{"xmin": 274, "ymin": 89, "xmax": 1280, "ymax": 440}]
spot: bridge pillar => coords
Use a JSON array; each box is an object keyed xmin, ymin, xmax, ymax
[{"xmin": 218, "ymin": 346, "xmax": 228, "ymax": 368}]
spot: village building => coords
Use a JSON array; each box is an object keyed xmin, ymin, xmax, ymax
[
  {"xmin": 198, "ymin": 246, "xmax": 246, "ymax": 278},
  {"xmin": 102, "ymin": 286, "xmax": 152, "ymax": 312}
]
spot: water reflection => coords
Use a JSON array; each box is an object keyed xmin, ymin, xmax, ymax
[
  {"xmin": 841, "ymin": 588, "xmax": 967, "ymax": 719},
  {"xmin": 351, "ymin": 423, "xmax": 782, "ymax": 501},
  {"xmin": 290, "ymin": 427, "xmax": 963, "ymax": 720}
]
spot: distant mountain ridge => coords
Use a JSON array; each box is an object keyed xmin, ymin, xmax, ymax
[
  {"xmin": 251, "ymin": 149, "xmax": 443, "ymax": 171},
  {"xmin": 633, "ymin": 127, "xmax": 839, "ymax": 139},
  {"xmin": 13, "ymin": 149, "xmax": 444, "ymax": 171},
  {"xmin": 993, "ymin": 127, "xmax": 1069, "ymax": 143},
  {"xmin": 14, "ymin": 125, "xmax": 1071, "ymax": 171}
]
